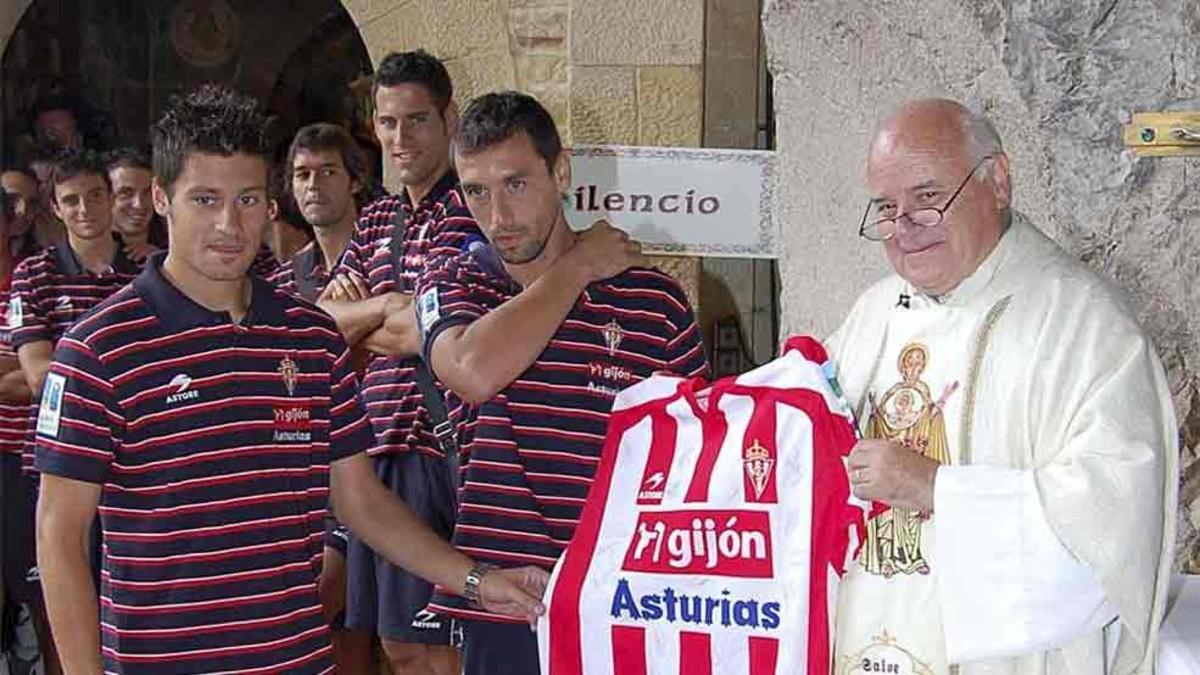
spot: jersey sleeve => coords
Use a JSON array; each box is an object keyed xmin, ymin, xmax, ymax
[
  {"xmin": 416, "ymin": 255, "xmax": 495, "ymax": 365},
  {"xmin": 9, "ymin": 258, "xmax": 50, "ymax": 349},
  {"xmin": 34, "ymin": 335, "xmax": 123, "ymax": 484},
  {"xmin": 659, "ymin": 280, "xmax": 709, "ymax": 378},
  {"xmin": 328, "ymin": 336, "xmax": 376, "ymax": 461}
]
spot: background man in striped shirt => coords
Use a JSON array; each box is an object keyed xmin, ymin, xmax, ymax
[
  {"xmin": 0, "ymin": 190, "xmax": 55, "ymax": 675},
  {"xmin": 268, "ymin": 122, "xmax": 375, "ymax": 672},
  {"xmin": 319, "ymin": 50, "xmax": 481, "ymax": 675},
  {"xmin": 11, "ymin": 150, "xmax": 143, "ymax": 477},
  {"xmin": 33, "ymin": 84, "xmax": 547, "ymax": 675},
  {"xmin": 418, "ymin": 91, "xmax": 709, "ymax": 675}
]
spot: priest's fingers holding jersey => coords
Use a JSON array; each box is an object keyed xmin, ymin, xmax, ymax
[{"xmin": 847, "ymin": 439, "xmax": 939, "ymax": 513}]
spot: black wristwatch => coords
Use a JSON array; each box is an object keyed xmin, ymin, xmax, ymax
[{"xmin": 463, "ymin": 562, "xmax": 497, "ymax": 608}]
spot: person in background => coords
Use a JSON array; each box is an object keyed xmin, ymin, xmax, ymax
[
  {"xmin": 268, "ymin": 122, "xmax": 375, "ymax": 672},
  {"xmin": 0, "ymin": 167, "xmax": 48, "ymax": 259},
  {"xmin": 4, "ymin": 156, "xmax": 63, "ymax": 249},
  {"xmin": 0, "ymin": 190, "xmax": 58, "ymax": 675},
  {"xmin": 264, "ymin": 162, "xmax": 314, "ymax": 264},
  {"xmin": 319, "ymin": 49, "xmax": 482, "ymax": 675},
  {"xmin": 106, "ymin": 146, "xmax": 168, "ymax": 262}
]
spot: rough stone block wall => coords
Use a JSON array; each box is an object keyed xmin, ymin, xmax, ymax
[
  {"xmin": 764, "ymin": 0, "xmax": 1200, "ymax": 571},
  {"xmin": 568, "ymin": 0, "xmax": 706, "ymax": 310}
]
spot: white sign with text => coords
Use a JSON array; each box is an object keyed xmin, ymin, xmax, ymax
[{"xmin": 566, "ymin": 145, "xmax": 777, "ymax": 258}]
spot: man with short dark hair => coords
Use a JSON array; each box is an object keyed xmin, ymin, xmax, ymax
[
  {"xmin": 417, "ymin": 91, "xmax": 708, "ymax": 675},
  {"xmin": 11, "ymin": 150, "xmax": 141, "ymax": 461},
  {"xmin": 319, "ymin": 50, "xmax": 481, "ymax": 675},
  {"xmin": 33, "ymin": 84, "xmax": 546, "ymax": 675},
  {"xmin": 0, "ymin": 167, "xmax": 46, "ymax": 260},
  {"xmin": 106, "ymin": 146, "xmax": 168, "ymax": 261}
]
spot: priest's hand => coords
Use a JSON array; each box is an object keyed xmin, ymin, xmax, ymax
[{"xmin": 847, "ymin": 439, "xmax": 939, "ymax": 512}]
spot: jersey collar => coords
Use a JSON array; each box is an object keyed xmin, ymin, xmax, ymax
[
  {"xmin": 52, "ymin": 235, "xmax": 140, "ymax": 276},
  {"xmin": 400, "ymin": 171, "xmax": 459, "ymax": 212},
  {"xmin": 134, "ymin": 252, "xmax": 286, "ymax": 330}
]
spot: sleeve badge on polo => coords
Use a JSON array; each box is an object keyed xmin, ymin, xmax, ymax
[
  {"xmin": 37, "ymin": 373, "xmax": 66, "ymax": 438},
  {"xmin": 417, "ymin": 288, "xmax": 441, "ymax": 334},
  {"xmin": 8, "ymin": 295, "xmax": 22, "ymax": 328}
]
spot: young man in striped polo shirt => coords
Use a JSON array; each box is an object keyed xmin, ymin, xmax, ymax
[
  {"xmin": 269, "ymin": 123, "xmax": 363, "ymax": 303},
  {"xmin": 417, "ymin": 92, "xmax": 709, "ymax": 675},
  {"xmin": 11, "ymin": 150, "xmax": 144, "ymax": 476},
  {"xmin": 107, "ymin": 147, "xmax": 168, "ymax": 262},
  {"xmin": 0, "ymin": 190, "xmax": 56, "ymax": 675},
  {"xmin": 33, "ymin": 84, "xmax": 546, "ymax": 675},
  {"xmin": 318, "ymin": 50, "xmax": 481, "ymax": 675},
  {"xmin": 268, "ymin": 122, "xmax": 375, "ymax": 672}
]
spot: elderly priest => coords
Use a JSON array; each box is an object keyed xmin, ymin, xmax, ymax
[{"xmin": 827, "ymin": 98, "xmax": 1177, "ymax": 675}]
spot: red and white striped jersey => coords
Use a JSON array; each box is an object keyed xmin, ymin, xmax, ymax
[{"xmin": 540, "ymin": 336, "xmax": 867, "ymax": 675}]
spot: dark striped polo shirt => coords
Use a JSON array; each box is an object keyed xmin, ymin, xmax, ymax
[
  {"xmin": 10, "ymin": 239, "xmax": 142, "ymax": 473},
  {"xmin": 416, "ymin": 245, "xmax": 709, "ymax": 622},
  {"xmin": 249, "ymin": 244, "xmax": 282, "ymax": 280},
  {"xmin": 267, "ymin": 242, "xmax": 333, "ymax": 302},
  {"xmin": 0, "ymin": 282, "xmax": 29, "ymax": 457},
  {"xmin": 335, "ymin": 172, "xmax": 482, "ymax": 458},
  {"xmin": 34, "ymin": 256, "xmax": 375, "ymax": 674}
]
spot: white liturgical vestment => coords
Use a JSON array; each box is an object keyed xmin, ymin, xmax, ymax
[{"xmin": 827, "ymin": 213, "xmax": 1178, "ymax": 675}]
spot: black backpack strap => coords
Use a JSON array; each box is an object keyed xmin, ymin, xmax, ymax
[{"xmin": 389, "ymin": 206, "xmax": 461, "ymax": 504}]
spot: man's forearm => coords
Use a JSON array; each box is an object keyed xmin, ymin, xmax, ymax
[
  {"xmin": 38, "ymin": 518, "xmax": 102, "ymax": 672},
  {"xmin": 360, "ymin": 304, "xmax": 421, "ymax": 357},
  {"xmin": 333, "ymin": 455, "xmax": 472, "ymax": 593},
  {"xmin": 319, "ymin": 295, "xmax": 388, "ymax": 346},
  {"xmin": 433, "ymin": 260, "xmax": 590, "ymax": 404}
]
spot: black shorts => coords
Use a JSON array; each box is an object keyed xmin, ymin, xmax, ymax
[
  {"xmin": 1, "ymin": 453, "xmax": 40, "ymax": 604},
  {"xmin": 344, "ymin": 451, "xmax": 457, "ymax": 643},
  {"xmin": 461, "ymin": 620, "xmax": 540, "ymax": 675}
]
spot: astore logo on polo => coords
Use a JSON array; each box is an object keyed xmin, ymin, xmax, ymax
[{"xmin": 166, "ymin": 373, "xmax": 199, "ymax": 404}]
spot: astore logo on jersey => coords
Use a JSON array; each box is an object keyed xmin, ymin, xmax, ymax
[
  {"xmin": 165, "ymin": 373, "xmax": 199, "ymax": 405},
  {"xmin": 638, "ymin": 471, "xmax": 666, "ymax": 502},
  {"xmin": 622, "ymin": 509, "xmax": 773, "ymax": 578}
]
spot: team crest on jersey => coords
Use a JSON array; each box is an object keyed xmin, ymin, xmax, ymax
[
  {"xmin": 602, "ymin": 319, "xmax": 624, "ymax": 356},
  {"xmin": 743, "ymin": 439, "xmax": 776, "ymax": 502},
  {"xmin": 278, "ymin": 355, "xmax": 298, "ymax": 396}
]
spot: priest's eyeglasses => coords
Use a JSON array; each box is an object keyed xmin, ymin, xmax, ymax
[{"xmin": 858, "ymin": 155, "xmax": 995, "ymax": 242}]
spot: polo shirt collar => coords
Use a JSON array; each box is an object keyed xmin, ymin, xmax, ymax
[
  {"xmin": 52, "ymin": 235, "xmax": 140, "ymax": 276},
  {"xmin": 400, "ymin": 171, "xmax": 458, "ymax": 212},
  {"xmin": 292, "ymin": 242, "xmax": 324, "ymax": 281},
  {"xmin": 134, "ymin": 252, "xmax": 287, "ymax": 330}
]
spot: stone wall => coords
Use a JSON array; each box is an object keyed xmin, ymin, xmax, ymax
[{"xmin": 764, "ymin": 0, "xmax": 1200, "ymax": 571}]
